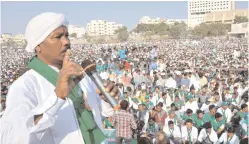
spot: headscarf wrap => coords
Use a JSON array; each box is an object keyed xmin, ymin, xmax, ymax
[{"xmin": 25, "ymin": 12, "xmax": 69, "ymax": 52}]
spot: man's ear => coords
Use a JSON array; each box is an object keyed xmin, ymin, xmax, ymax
[{"xmin": 35, "ymin": 45, "xmax": 41, "ymax": 53}]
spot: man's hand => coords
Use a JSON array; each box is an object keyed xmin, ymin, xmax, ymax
[
  {"xmin": 55, "ymin": 49, "xmax": 95, "ymax": 99},
  {"xmin": 84, "ymin": 102, "xmax": 91, "ymax": 111},
  {"xmin": 96, "ymin": 80, "xmax": 120, "ymax": 107}
]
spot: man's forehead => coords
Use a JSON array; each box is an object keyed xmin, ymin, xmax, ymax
[{"xmin": 53, "ymin": 26, "xmax": 68, "ymax": 34}]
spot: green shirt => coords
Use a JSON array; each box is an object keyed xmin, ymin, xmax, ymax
[
  {"xmin": 193, "ymin": 114, "xmax": 205, "ymax": 129},
  {"xmin": 143, "ymin": 101, "xmax": 154, "ymax": 110},
  {"xmin": 181, "ymin": 113, "xmax": 195, "ymax": 122},
  {"xmin": 174, "ymin": 100, "xmax": 184, "ymax": 109},
  {"xmin": 236, "ymin": 111, "xmax": 246, "ymax": 119},
  {"xmin": 212, "ymin": 119, "xmax": 225, "ymax": 131},
  {"xmin": 203, "ymin": 112, "xmax": 216, "ymax": 124}
]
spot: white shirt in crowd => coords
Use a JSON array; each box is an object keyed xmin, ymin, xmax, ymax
[
  {"xmin": 151, "ymin": 93, "xmax": 160, "ymax": 106},
  {"xmin": 198, "ymin": 128, "xmax": 218, "ymax": 143},
  {"xmin": 99, "ymin": 71, "xmax": 109, "ymax": 80},
  {"xmin": 164, "ymin": 117, "xmax": 179, "ymax": 127},
  {"xmin": 158, "ymin": 96, "xmax": 172, "ymax": 111},
  {"xmin": 184, "ymin": 101, "xmax": 199, "ymax": 113},
  {"xmin": 216, "ymin": 132, "xmax": 239, "ymax": 144},
  {"xmin": 181, "ymin": 126, "xmax": 198, "ymax": 143},
  {"xmin": 217, "ymin": 107, "xmax": 232, "ymax": 123},
  {"xmin": 200, "ymin": 103, "xmax": 211, "ymax": 114},
  {"xmin": 189, "ymin": 75, "xmax": 201, "ymax": 90},
  {"xmin": 0, "ymin": 67, "xmax": 108, "ymax": 144},
  {"xmin": 163, "ymin": 125, "xmax": 181, "ymax": 138},
  {"xmin": 165, "ymin": 78, "xmax": 177, "ymax": 89}
]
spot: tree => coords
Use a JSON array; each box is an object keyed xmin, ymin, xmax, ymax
[
  {"xmin": 234, "ymin": 16, "xmax": 248, "ymax": 24},
  {"xmin": 95, "ymin": 37, "xmax": 106, "ymax": 44},
  {"xmin": 115, "ymin": 26, "xmax": 129, "ymax": 42},
  {"xmin": 154, "ymin": 23, "xmax": 170, "ymax": 35},
  {"xmin": 70, "ymin": 33, "xmax": 77, "ymax": 38},
  {"xmin": 192, "ymin": 22, "xmax": 229, "ymax": 37},
  {"xmin": 83, "ymin": 34, "xmax": 92, "ymax": 42},
  {"xmin": 168, "ymin": 22, "xmax": 188, "ymax": 38}
]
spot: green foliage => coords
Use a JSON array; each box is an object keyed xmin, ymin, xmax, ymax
[
  {"xmin": 115, "ymin": 26, "xmax": 129, "ymax": 42},
  {"xmin": 168, "ymin": 22, "xmax": 188, "ymax": 38},
  {"xmin": 234, "ymin": 16, "xmax": 248, "ymax": 24},
  {"xmin": 192, "ymin": 22, "xmax": 230, "ymax": 37}
]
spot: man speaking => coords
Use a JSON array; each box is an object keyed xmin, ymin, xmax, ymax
[{"xmin": 0, "ymin": 12, "xmax": 119, "ymax": 144}]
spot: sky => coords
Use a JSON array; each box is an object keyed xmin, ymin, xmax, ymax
[{"xmin": 1, "ymin": 1, "xmax": 248, "ymax": 35}]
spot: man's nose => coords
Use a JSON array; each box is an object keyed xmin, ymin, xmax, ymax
[{"xmin": 62, "ymin": 36, "xmax": 70, "ymax": 48}]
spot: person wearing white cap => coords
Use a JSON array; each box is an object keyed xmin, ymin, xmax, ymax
[{"xmin": 0, "ymin": 12, "xmax": 119, "ymax": 144}]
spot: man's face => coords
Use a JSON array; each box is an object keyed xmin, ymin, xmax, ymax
[
  {"xmin": 227, "ymin": 132, "xmax": 234, "ymax": 138},
  {"xmin": 157, "ymin": 106, "xmax": 162, "ymax": 111},
  {"xmin": 217, "ymin": 116, "xmax": 223, "ymax": 122},
  {"xmin": 202, "ymin": 87, "xmax": 206, "ymax": 92},
  {"xmin": 162, "ymin": 94, "xmax": 167, "ymax": 99},
  {"xmin": 170, "ymin": 113, "xmax": 175, "ymax": 118},
  {"xmin": 138, "ymin": 105, "xmax": 144, "ymax": 111},
  {"xmin": 171, "ymin": 106, "xmax": 176, "ymax": 111},
  {"xmin": 186, "ymin": 122, "xmax": 192, "ymax": 129},
  {"xmin": 189, "ymin": 98, "xmax": 193, "ymax": 103},
  {"xmin": 206, "ymin": 128, "xmax": 212, "ymax": 133},
  {"xmin": 187, "ymin": 112, "xmax": 192, "ymax": 117},
  {"xmin": 210, "ymin": 108, "xmax": 216, "ymax": 115},
  {"xmin": 36, "ymin": 26, "xmax": 70, "ymax": 67},
  {"xmin": 215, "ymin": 95, "xmax": 220, "ymax": 101},
  {"xmin": 175, "ymin": 97, "xmax": 179, "ymax": 102},
  {"xmin": 198, "ymin": 113, "xmax": 204, "ymax": 119},
  {"xmin": 169, "ymin": 124, "xmax": 174, "ymax": 129},
  {"xmin": 243, "ymin": 106, "xmax": 248, "ymax": 112}
]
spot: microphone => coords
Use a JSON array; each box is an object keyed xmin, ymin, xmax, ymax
[{"xmin": 81, "ymin": 60, "xmax": 118, "ymax": 107}]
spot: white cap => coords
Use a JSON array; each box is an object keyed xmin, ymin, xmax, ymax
[{"xmin": 25, "ymin": 12, "xmax": 69, "ymax": 52}]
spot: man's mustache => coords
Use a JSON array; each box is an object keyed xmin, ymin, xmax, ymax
[{"xmin": 61, "ymin": 47, "xmax": 71, "ymax": 53}]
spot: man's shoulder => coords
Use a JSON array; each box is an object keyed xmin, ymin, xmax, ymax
[{"xmin": 9, "ymin": 69, "xmax": 42, "ymax": 89}]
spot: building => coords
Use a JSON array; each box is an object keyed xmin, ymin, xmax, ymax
[
  {"xmin": 68, "ymin": 25, "xmax": 85, "ymax": 38},
  {"xmin": 86, "ymin": 20, "xmax": 123, "ymax": 36},
  {"xmin": 228, "ymin": 22, "xmax": 248, "ymax": 38},
  {"xmin": 1, "ymin": 33, "xmax": 12, "ymax": 43},
  {"xmin": 165, "ymin": 19, "xmax": 188, "ymax": 25},
  {"xmin": 204, "ymin": 9, "xmax": 248, "ymax": 24},
  {"xmin": 188, "ymin": 0, "xmax": 236, "ymax": 27},
  {"xmin": 12, "ymin": 34, "xmax": 25, "ymax": 44},
  {"xmin": 139, "ymin": 16, "xmax": 166, "ymax": 24}
]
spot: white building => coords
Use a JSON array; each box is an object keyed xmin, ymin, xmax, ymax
[
  {"xmin": 228, "ymin": 22, "xmax": 248, "ymax": 38},
  {"xmin": 13, "ymin": 34, "xmax": 25, "ymax": 44},
  {"xmin": 139, "ymin": 16, "xmax": 165, "ymax": 24},
  {"xmin": 86, "ymin": 20, "xmax": 123, "ymax": 36},
  {"xmin": 188, "ymin": 0, "xmax": 236, "ymax": 27},
  {"xmin": 68, "ymin": 25, "xmax": 85, "ymax": 38},
  {"xmin": 165, "ymin": 19, "xmax": 188, "ymax": 25}
]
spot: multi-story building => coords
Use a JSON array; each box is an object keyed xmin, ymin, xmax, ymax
[
  {"xmin": 204, "ymin": 9, "xmax": 248, "ymax": 24},
  {"xmin": 188, "ymin": 0, "xmax": 236, "ymax": 27},
  {"xmin": 68, "ymin": 25, "xmax": 85, "ymax": 38},
  {"xmin": 86, "ymin": 20, "xmax": 123, "ymax": 36},
  {"xmin": 139, "ymin": 16, "xmax": 166, "ymax": 24}
]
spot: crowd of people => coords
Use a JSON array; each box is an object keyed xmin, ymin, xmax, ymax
[{"xmin": 1, "ymin": 37, "xmax": 248, "ymax": 144}]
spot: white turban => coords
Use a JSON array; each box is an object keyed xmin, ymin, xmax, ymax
[{"xmin": 25, "ymin": 12, "xmax": 69, "ymax": 52}]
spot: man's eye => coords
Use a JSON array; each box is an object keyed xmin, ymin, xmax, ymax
[{"xmin": 56, "ymin": 35, "xmax": 62, "ymax": 39}]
